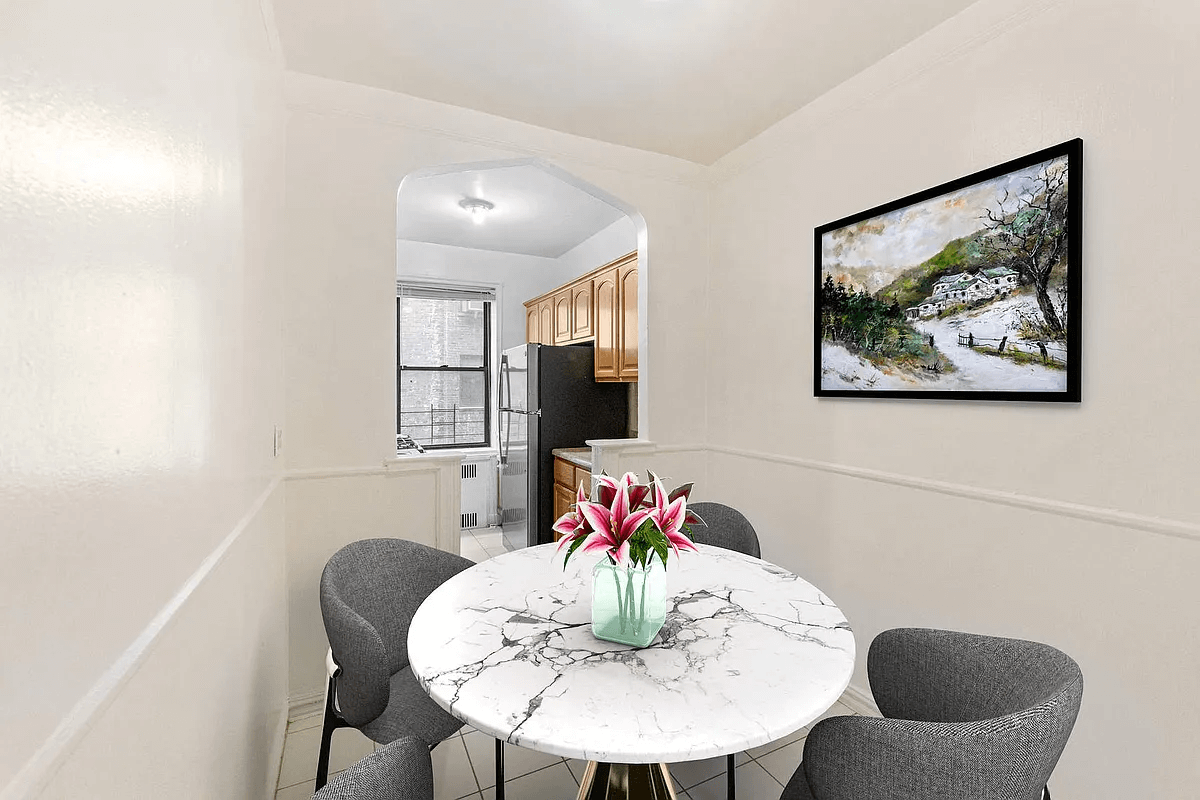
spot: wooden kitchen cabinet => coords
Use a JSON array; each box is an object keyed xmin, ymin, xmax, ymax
[
  {"xmin": 537, "ymin": 298, "xmax": 554, "ymax": 345},
  {"xmin": 552, "ymin": 456, "xmax": 592, "ymax": 541},
  {"xmin": 595, "ymin": 252, "xmax": 637, "ymax": 382},
  {"xmin": 574, "ymin": 465, "xmax": 592, "ymax": 497},
  {"xmin": 553, "ymin": 482, "xmax": 574, "ymax": 537},
  {"xmin": 616, "ymin": 259, "xmax": 638, "ymax": 380},
  {"xmin": 553, "ymin": 456, "xmax": 575, "ymax": 488},
  {"xmin": 526, "ymin": 305, "xmax": 539, "ymax": 345},
  {"xmin": 592, "ymin": 266, "xmax": 619, "ymax": 380},
  {"xmin": 553, "ymin": 288, "xmax": 573, "ymax": 344},
  {"xmin": 524, "ymin": 251, "xmax": 637, "ymax": 381},
  {"xmin": 524, "ymin": 296, "xmax": 556, "ymax": 345},
  {"xmin": 571, "ymin": 280, "xmax": 594, "ymax": 340}
]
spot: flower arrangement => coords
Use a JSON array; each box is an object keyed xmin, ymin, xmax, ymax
[{"xmin": 553, "ymin": 470, "xmax": 703, "ymax": 569}]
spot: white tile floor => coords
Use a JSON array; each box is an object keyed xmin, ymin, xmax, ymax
[
  {"xmin": 273, "ymin": 531, "xmax": 865, "ymax": 799},
  {"xmin": 458, "ymin": 526, "xmax": 510, "ymax": 564}
]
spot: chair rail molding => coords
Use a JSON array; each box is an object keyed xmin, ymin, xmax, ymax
[{"xmin": 706, "ymin": 444, "xmax": 1200, "ymax": 544}]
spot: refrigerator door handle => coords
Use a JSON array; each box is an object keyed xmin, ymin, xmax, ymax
[
  {"xmin": 498, "ymin": 354, "xmax": 511, "ymax": 412},
  {"xmin": 500, "ymin": 413, "xmax": 510, "ymax": 465},
  {"xmin": 498, "ymin": 355, "xmax": 511, "ymax": 465}
]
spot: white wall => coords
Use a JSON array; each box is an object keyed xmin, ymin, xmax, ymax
[
  {"xmin": 0, "ymin": 0, "xmax": 288, "ymax": 795},
  {"xmin": 396, "ymin": 239, "xmax": 561, "ymax": 351},
  {"xmin": 555, "ymin": 216, "xmax": 638, "ymax": 281},
  {"xmin": 39, "ymin": 489, "xmax": 287, "ymax": 799},
  {"xmin": 705, "ymin": 1, "xmax": 1200, "ymax": 797},
  {"xmin": 283, "ymin": 72, "xmax": 711, "ymax": 704},
  {"xmin": 397, "ymin": 207, "xmax": 635, "ymax": 354},
  {"xmin": 285, "ymin": 457, "xmax": 462, "ymax": 703}
]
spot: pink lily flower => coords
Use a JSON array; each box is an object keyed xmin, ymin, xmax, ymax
[
  {"xmin": 552, "ymin": 469, "xmax": 702, "ymax": 571},
  {"xmin": 595, "ymin": 472, "xmax": 652, "ymax": 510},
  {"xmin": 576, "ymin": 473, "xmax": 652, "ymax": 566},
  {"xmin": 594, "ymin": 472, "xmax": 649, "ymax": 510},
  {"xmin": 594, "ymin": 473, "xmax": 620, "ymax": 507},
  {"xmin": 650, "ymin": 476, "xmax": 699, "ymax": 557},
  {"xmin": 553, "ymin": 482, "xmax": 593, "ymax": 556}
]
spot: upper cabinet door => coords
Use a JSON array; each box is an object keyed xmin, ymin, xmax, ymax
[
  {"xmin": 571, "ymin": 279, "xmax": 594, "ymax": 341},
  {"xmin": 593, "ymin": 267, "xmax": 619, "ymax": 381},
  {"xmin": 538, "ymin": 299, "xmax": 554, "ymax": 345},
  {"xmin": 617, "ymin": 260, "xmax": 638, "ymax": 380},
  {"xmin": 553, "ymin": 288, "xmax": 573, "ymax": 344},
  {"xmin": 525, "ymin": 304, "xmax": 539, "ymax": 344}
]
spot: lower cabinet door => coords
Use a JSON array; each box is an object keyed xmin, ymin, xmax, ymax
[{"xmin": 553, "ymin": 482, "xmax": 575, "ymax": 540}]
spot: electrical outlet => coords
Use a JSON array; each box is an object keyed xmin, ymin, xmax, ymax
[{"xmin": 273, "ymin": 425, "xmax": 283, "ymax": 458}]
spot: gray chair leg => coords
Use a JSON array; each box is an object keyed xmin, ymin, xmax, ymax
[
  {"xmin": 495, "ymin": 738, "xmax": 505, "ymax": 800},
  {"xmin": 727, "ymin": 753, "xmax": 735, "ymax": 799}
]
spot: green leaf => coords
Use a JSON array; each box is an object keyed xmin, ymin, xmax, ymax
[
  {"xmin": 563, "ymin": 535, "xmax": 587, "ymax": 567},
  {"xmin": 651, "ymin": 536, "xmax": 670, "ymax": 569},
  {"xmin": 629, "ymin": 539, "xmax": 646, "ymax": 569}
]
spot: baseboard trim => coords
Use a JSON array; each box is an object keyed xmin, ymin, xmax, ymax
[
  {"xmin": 3, "ymin": 477, "xmax": 283, "ymax": 800},
  {"xmin": 707, "ymin": 444, "xmax": 1200, "ymax": 543},
  {"xmin": 838, "ymin": 682, "xmax": 881, "ymax": 717},
  {"xmin": 288, "ymin": 690, "xmax": 326, "ymax": 725}
]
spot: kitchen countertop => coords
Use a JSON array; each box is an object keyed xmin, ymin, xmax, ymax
[{"xmin": 551, "ymin": 447, "xmax": 592, "ymax": 470}]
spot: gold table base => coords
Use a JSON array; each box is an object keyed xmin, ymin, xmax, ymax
[{"xmin": 576, "ymin": 762, "xmax": 677, "ymax": 800}]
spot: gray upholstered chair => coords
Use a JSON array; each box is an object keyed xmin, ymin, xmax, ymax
[
  {"xmin": 687, "ymin": 501, "xmax": 761, "ymax": 559},
  {"xmin": 317, "ymin": 538, "xmax": 474, "ymax": 790},
  {"xmin": 313, "ymin": 737, "xmax": 433, "ymax": 800},
  {"xmin": 686, "ymin": 501, "xmax": 761, "ymax": 799},
  {"xmin": 782, "ymin": 628, "xmax": 1084, "ymax": 800}
]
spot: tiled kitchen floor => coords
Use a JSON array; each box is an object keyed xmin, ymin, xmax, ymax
[
  {"xmin": 273, "ymin": 531, "xmax": 864, "ymax": 799},
  {"xmin": 458, "ymin": 527, "xmax": 509, "ymax": 564}
]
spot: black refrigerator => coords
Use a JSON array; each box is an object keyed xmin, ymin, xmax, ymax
[{"xmin": 498, "ymin": 344, "xmax": 629, "ymax": 550}]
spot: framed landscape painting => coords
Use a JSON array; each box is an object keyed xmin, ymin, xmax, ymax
[{"xmin": 814, "ymin": 139, "xmax": 1082, "ymax": 402}]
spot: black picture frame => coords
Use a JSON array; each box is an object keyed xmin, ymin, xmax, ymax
[{"xmin": 814, "ymin": 138, "xmax": 1082, "ymax": 402}]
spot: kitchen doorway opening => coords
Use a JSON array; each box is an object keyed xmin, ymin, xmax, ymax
[{"xmin": 395, "ymin": 157, "xmax": 649, "ymax": 556}]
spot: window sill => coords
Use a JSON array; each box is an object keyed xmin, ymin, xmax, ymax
[{"xmin": 388, "ymin": 446, "xmax": 499, "ymax": 463}]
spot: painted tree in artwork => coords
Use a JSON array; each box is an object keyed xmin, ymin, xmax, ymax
[{"xmin": 981, "ymin": 159, "xmax": 1070, "ymax": 337}]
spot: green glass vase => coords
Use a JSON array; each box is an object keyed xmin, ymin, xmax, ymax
[{"xmin": 591, "ymin": 559, "xmax": 667, "ymax": 647}]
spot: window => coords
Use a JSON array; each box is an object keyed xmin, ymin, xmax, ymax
[{"xmin": 397, "ymin": 282, "xmax": 493, "ymax": 449}]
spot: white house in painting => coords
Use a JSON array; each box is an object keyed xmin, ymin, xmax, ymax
[
  {"xmin": 981, "ymin": 266, "xmax": 1019, "ymax": 291},
  {"xmin": 906, "ymin": 266, "xmax": 1020, "ymax": 319}
]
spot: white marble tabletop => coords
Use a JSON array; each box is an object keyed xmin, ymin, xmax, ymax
[{"xmin": 407, "ymin": 544, "xmax": 855, "ymax": 764}]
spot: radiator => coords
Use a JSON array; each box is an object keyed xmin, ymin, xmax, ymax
[{"xmin": 460, "ymin": 456, "xmax": 497, "ymax": 530}]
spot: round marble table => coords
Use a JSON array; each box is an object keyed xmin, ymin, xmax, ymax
[{"xmin": 408, "ymin": 544, "xmax": 855, "ymax": 799}]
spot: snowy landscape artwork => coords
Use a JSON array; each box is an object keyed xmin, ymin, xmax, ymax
[{"xmin": 814, "ymin": 139, "xmax": 1082, "ymax": 401}]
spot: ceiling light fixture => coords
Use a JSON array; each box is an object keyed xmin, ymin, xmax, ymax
[{"xmin": 459, "ymin": 197, "xmax": 494, "ymax": 224}]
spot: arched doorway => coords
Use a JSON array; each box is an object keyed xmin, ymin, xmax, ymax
[{"xmin": 395, "ymin": 157, "xmax": 648, "ymax": 553}]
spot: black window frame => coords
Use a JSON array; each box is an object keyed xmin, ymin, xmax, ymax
[{"xmin": 396, "ymin": 294, "xmax": 492, "ymax": 450}]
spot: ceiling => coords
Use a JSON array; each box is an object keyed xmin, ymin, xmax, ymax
[
  {"xmin": 397, "ymin": 164, "xmax": 625, "ymax": 257},
  {"xmin": 273, "ymin": 0, "xmax": 978, "ymax": 164}
]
